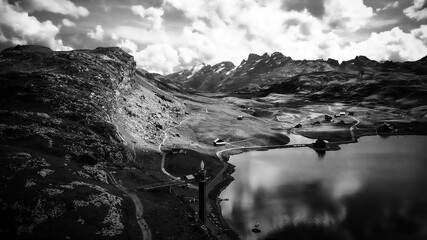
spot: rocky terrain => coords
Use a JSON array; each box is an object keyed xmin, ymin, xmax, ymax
[
  {"xmin": 166, "ymin": 62, "xmax": 235, "ymax": 92},
  {"xmin": 0, "ymin": 45, "xmax": 211, "ymax": 239},
  {"xmin": 167, "ymin": 52, "xmax": 339, "ymax": 92},
  {"xmin": 168, "ymin": 52, "xmax": 427, "ymax": 120}
]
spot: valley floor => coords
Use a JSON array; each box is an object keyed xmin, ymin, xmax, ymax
[{"xmin": 120, "ymin": 92, "xmax": 427, "ymax": 240}]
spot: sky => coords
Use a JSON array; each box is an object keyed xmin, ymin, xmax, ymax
[{"xmin": 1, "ymin": 0, "xmax": 427, "ymax": 74}]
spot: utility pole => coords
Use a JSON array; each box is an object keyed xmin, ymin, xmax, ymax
[{"xmin": 198, "ymin": 160, "xmax": 207, "ymax": 223}]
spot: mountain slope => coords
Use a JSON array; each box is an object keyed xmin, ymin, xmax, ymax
[
  {"xmin": 0, "ymin": 45, "xmax": 200, "ymax": 239},
  {"xmin": 167, "ymin": 52, "xmax": 427, "ymax": 95},
  {"xmin": 167, "ymin": 62, "xmax": 235, "ymax": 92},
  {"xmin": 166, "ymin": 52, "xmax": 341, "ymax": 92},
  {"xmin": 167, "ymin": 52, "xmax": 427, "ymax": 117}
]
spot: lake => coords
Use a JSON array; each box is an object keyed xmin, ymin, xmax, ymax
[{"xmin": 220, "ymin": 135, "xmax": 427, "ymax": 240}]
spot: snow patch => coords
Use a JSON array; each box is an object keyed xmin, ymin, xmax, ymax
[
  {"xmin": 225, "ymin": 66, "xmax": 237, "ymax": 75},
  {"xmin": 186, "ymin": 63, "xmax": 205, "ymax": 79},
  {"xmin": 215, "ymin": 66, "xmax": 225, "ymax": 73}
]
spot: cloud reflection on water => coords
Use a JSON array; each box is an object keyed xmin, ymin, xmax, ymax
[
  {"xmin": 221, "ymin": 147, "xmax": 362, "ymax": 239},
  {"xmin": 221, "ymin": 136, "xmax": 427, "ymax": 240}
]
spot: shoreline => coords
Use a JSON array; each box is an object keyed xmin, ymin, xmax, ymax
[{"xmin": 208, "ymin": 130, "xmax": 427, "ymax": 239}]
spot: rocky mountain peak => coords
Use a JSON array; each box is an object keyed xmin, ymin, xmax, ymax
[
  {"xmin": 211, "ymin": 61, "xmax": 235, "ymax": 72},
  {"xmin": 271, "ymin": 52, "xmax": 284, "ymax": 58},
  {"xmin": 247, "ymin": 53, "xmax": 263, "ymax": 62},
  {"xmin": 262, "ymin": 52, "xmax": 269, "ymax": 59},
  {"xmin": 326, "ymin": 58, "xmax": 339, "ymax": 66},
  {"xmin": 341, "ymin": 55, "xmax": 378, "ymax": 68}
]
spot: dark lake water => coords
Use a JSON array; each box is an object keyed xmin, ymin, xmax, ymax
[{"xmin": 220, "ymin": 135, "xmax": 427, "ymax": 240}]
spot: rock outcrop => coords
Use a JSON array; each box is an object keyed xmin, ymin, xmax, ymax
[{"xmin": 0, "ymin": 45, "xmax": 185, "ymax": 239}]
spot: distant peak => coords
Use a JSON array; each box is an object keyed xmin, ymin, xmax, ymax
[
  {"xmin": 191, "ymin": 63, "xmax": 206, "ymax": 71},
  {"xmin": 326, "ymin": 58, "xmax": 339, "ymax": 66},
  {"xmin": 271, "ymin": 52, "xmax": 284, "ymax": 58},
  {"xmin": 247, "ymin": 53, "xmax": 262, "ymax": 61},
  {"xmin": 213, "ymin": 61, "xmax": 235, "ymax": 67},
  {"xmin": 354, "ymin": 55, "xmax": 371, "ymax": 61}
]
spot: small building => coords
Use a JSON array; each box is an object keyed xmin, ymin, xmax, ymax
[
  {"xmin": 213, "ymin": 138, "xmax": 226, "ymax": 146},
  {"xmin": 185, "ymin": 175, "xmax": 195, "ymax": 181},
  {"xmin": 171, "ymin": 148, "xmax": 181, "ymax": 154},
  {"xmin": 294, "ymin": 123, "xmax": 302, "ymax": 128},
  {"xmin": 340, "ymin": 112, "xmax": 346, "ymax": 116},
  {"xmin": 324, "ymin": 115, "xmax": 332, "ymax": 121},
  {"xmin": 237, "ymin": 116, "xmax": 243, "ymax": 120},
  {"xmin": 311, "ymin": 121, "xmax": 321, "ymax": 126}
]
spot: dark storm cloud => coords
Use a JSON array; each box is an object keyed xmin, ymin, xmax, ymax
[{"xmin": 283, "ymin": 0, "xmax": 325, "ymax": 18}]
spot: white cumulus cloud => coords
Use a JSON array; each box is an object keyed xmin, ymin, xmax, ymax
[
  {"xmin": 87, "ymin": 25, "xmax": 105, "ymax": 41},
  {"xmin": 26, "ymin": 0, "xmax": 89, "ymax": 18},
  {"xmin": 411, "ymin": 24, "xmax": 427, "ymax": 45},
  {"xmin": 404, "ymin": 0, "xmax": 427, "ymax": 21},
  {"xmin": 117, "ymin": 38, "xmax": 138, "ymax": 52},
  {"xmin": 123, "ymin": 0, "xmax": 426, "ymax": 74},
  {"xmin": 131, "ymin": 43, "xmax": 179, "ymax": 74},
  {"xmin": 337, "ymin": 26, "xmax": 427, "ymax": 62},
  {"xmin": 62, "ymin": 18, "xmax": 75, "ymax": 27},
  {"xmin": 131, "ymin": 5, "xmax": 164, "ymax": 30},
  {"xmin": 0, "ymin": 0, "xmax": 71, "ymax": 50},
  {"xmin": 323, "ymin": 0, "xmax": 374, "ymax": 31}
]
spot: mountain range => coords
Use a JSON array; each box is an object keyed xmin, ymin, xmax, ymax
[{"xmin": 167, "ymin": 52, "xmax": 427, "ymax": 117}]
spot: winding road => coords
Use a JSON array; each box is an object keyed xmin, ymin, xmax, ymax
[
  {"xmin": 105, "ymin": 171, "xmax": 152, "ymax": 240},
  {"xmin": 326, "ymin": 104, "xmax": 361, "ymax": 141}
]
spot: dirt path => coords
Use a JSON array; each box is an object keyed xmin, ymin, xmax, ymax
[
  {"xmin": 106, "ymin": 171, "xmax": 152, "ymax": 240},
  {"xmin": 349, "ymin": 116, "xmax": 361, "ymax": 141},
  {"xmin": 326, "ymin": 104, "xmax": 361, "ymax": 142}
]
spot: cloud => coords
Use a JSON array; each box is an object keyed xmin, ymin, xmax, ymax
[
  {"xmin": 404, "ymin": 0, "xmax": 427, "ymax": 21},
  {"xmin": 131, "ymin": 5, "xmax": 164, "ymax": 30},
  {"xmin": 163, "ymin": 0, "xmax": 208, "ymax": 20},
  {"xmin": 87, "ymin": 25, "xmax": 105, "ymax": 41},
  {"xmin": 26, "ymin": 0, "xmax": 89, "ymax": 18},
  {"xmin": 117, "ymin": 38, "xmax": 138, "ymax": 52},
  {"xmin": 178, "ymin": 47, "xmax": 199, "ymax": 64},
  {"xmin": 376, "ymin": 1, "xmax": 399, "ymax": 12},
  {"xmin": 163, "ymin": 0, "xmax": 333, "ymax": 65},
  {"xmin": 0, "ymin": 29, "xmax": 7, "ymax": 43},
  {"xmin": 335, "ymin": 26, "xmax": 427, "ymax": 62},
  {"xmin": 62, "ymin": 18, "xmax": 75, "ymax": 27},
  {"xmin": 283, "ymin": 0, "xmax": 325, "ymax": 17},
  {"xmin": 113, "ymin": 25, "xmax": 169, "ymax": 45},
  {"xmin": 323, "ymin": 0, "xmax": 374, "ymax": 31},
  {"xmin": 0, "ymin": 0, "xmax": 71, "ymax": 50},
  {"xmin": 131, "ymin": 43, "xmax": 179, "ymax": 74},
  {"xmin": 411, "ymin": 24, "xmax": 427, "ymax": 45},
  {"xmin": 153, "ymin": 0, "xmax": 426, "ymax": 74}
]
